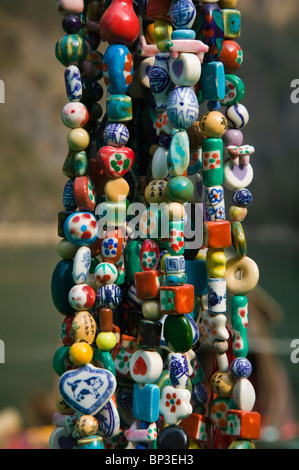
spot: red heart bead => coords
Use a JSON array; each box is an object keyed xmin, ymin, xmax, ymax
[{"xmin": 97, "ymin": 146, "xmax": 135, "ymax": 179}]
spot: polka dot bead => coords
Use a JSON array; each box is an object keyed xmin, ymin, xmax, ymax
[
  {"xmin": 68, "ymin": 283, "xmax": 96, "ymax": 310},
  {"xmin": 225, "ymin": 104, "xmax": 249, "ymax": 129},
  {"xmin": 64, "ymin": 212, "xmax": 98, "ymax": 246},
  {"xmin": 61, "ymin": 102, "xmax": 89, "ymax": 129},
  {"xmin": 230, "ymin": 357, "xmax": 252, "ymax": 379}
]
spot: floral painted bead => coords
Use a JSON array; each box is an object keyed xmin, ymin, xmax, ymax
[
  {"xmin": 94, "ymin": 262, "xmax": 118, "ymax": 286},
  {"xmin": 97, "ymin": 146, "xmax": 135, "ymax": 179},
  {"xmin": 219, "ymin": 40, "xmax": 243, "ymax": 74},
  {"xmin": 205, "ymin": 185, "xmax": 225, "ymax": 221},
  {"xmin": 159, "ymin": 385, "xmax": 192, "ymax": 425},
  {"xmin": 208, "ymin": 278, "xmax": 227, "ymax": 313},
  {"xmin": 68, "ymin": 284, "xmax": 96, "ymax": 310},
  {"xmin": 103, "ymin": 45, "xmax": 133, "ymax": 94},
  {"xmin": 64, "ymin": 212, "xmax": 98, "ymax": 247},
  {"xmin": 169, "ymin": 353, "xmax": 189, "ymax": 389},
  {"xmin": 220, "ymin": 74, "xmax": 245, "ymax": 106},
  {"xmin": 65, "ymin": 65, "xmax": 82, "ymax": 102},
  {"xmin": 74, "ymin": 176, "xmax": 96, "ymax": 212},
  {"xmin": 140, "ymin": 239, "xmax": 160, "ymax": 271},
  {"xmin": 100, "ymin": 229, "xmax": 124, "ymax": 264}
]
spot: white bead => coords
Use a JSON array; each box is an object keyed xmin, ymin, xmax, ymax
[
  {"xmin": 232, "ymin": 378, "xmax": 256, "ymax": 412},
  {"xmin": 129, "ymin": 349, "xmax": 163, "ymax": 384},
  {"xmin": 217, "ymin": 353, "xmax": 229, "ymax": 372},
  {"xmin": 169, "ymin": 53, "xmax": 201, "ymax": 87}
]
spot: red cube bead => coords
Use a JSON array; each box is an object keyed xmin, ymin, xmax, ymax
[{"xmin": 203, "ymin": 220, "xmax": 232, "ymax": 248}]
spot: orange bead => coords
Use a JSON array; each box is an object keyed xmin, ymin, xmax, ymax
[
  {"xmin": 69, "ymin": 342, "xmax": 93, "ymax": 366},
  {"xmin": 203, "ymin": 220, "xmax": 232, "ymax": 248}
]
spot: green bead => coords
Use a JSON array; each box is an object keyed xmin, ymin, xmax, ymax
[
  {"xmin": 53, "ymin": 346, "xmax": 70, "ymax": 376},
  {"xmin": 92, "ymin": 349, "xmax": 116, "ymax": 377},
  {"xmin": 168, "ymin": 219, "xmax": 184, "ymax": 255},
  {"xmin": 124, "ymin": 240, "xmax": 142, "ymax": 283},
  {"xmin": 167, "ymin": 130, "xmax": 190, "ymax": 176},
  {"xmin": 220, "ymin": 74, "xmax": 245, "ymax": 106},
  {"xmin": 55, "ymin": 34, "xmax": 87, "ymax": 67},
  {"xmin": 167, "ymin": 176, "xmax": 194, "ymax": 203},
  {"xmin": 202, "ymin": 138, "xmax": 223, "ymax": 186},
  {"xmin": 231, "ymin": 295, "xmax": 248, "ymax": 357},
  {"xmin": 164, "ymin": 314, "xmax": 193, "ymax": 353},
  {"xmin": 231, "ymin": 221, "xmax": 247, "ymax": 258}
]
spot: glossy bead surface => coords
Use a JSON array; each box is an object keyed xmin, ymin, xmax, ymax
[
  {"xmin": 96, "ymin": 332, "xmax": 117, "ymax": 351},
  {"xmin": 51, "ymin": 260, "xmax": 76, "ymax": 316},
  {"xmin": 106, "ymin": 94, "xmax": 132, "ymax": 122},
  {"xmin": 200, "ymin": 61, "xmax": 225, "ymax": 102},
  {"xmin": 159, "ymin": 385, "xmax": 192, "ymax": 425},
  {"xmin": 56, "ymin": 34, "xmax": 87, "ymax": 67},
  {"xmin": 208, "ymin": 278, "xmax": 227, "ymax": 313},
  {"xmin": 167, "ymin": 176, "xmax": 193, "ymax": 204},
  {"xmin": 226, "ymin": 256, "xmax": 259, "ymax": 295},
  {"xmin": 167, "ymin": 87, "xmax": 199, "ymax": 129},
  {"xmin": 61, "ymin": 102, "xmax": 89, "ymax": 129},
  {"xmin": 202, "ymin": 138, "xmax": 224, "ymax": 186},
  {"xmin": 65, "ymin": 65, "xmax": 82, "ymax": 102},
  {"xmin": 222, "ymin": 9, "xmax": 241, "ymax": 39},
  {"xmin": 68, "ymin": 283, "xmax": 96, "ymax": 310},
  {"xmin": 103, "ymin": 123, "xmax": 130, "ymax": 147},
  {"xmin": 169, "ymin": 53, "xmax": 201, "ymax": 87},
  {"xmin": 220, "ymin": 74, "xmax": 245, "ymax": 106},
  {"xmin": 99, "ymin": 0, "xmax": 140, "ymax": 47},
  {"xmin": 75, "ymin": 415, "xmax": 99, "ymax": 438},
  {"xmin": 231, "ymin": 221, "xmax": 247, "ymax": 258},
  {"xmin": 157, "ymin": 425, "xmax": 189, "ymax": 450},
  {"xmin": 69, "ymin": 342, "xmax": 93, "ymax": 366},
  {"xmin": 137, "ymin": 319, "xmax": 162, "ymax": 350},
  {"xmin": 231, "ymin": 295, "xmax": 249, "ymax": 357},
  {"xmin": 196, "ymin": 3, "xmax": 224, "ymax": 63},
  {"xmin": 130, "ymin": 349, "xmax": 163, "ymax": 383},
  {"xmin": 210, "ymin": 371, "xmax": 235, "ymax": 398},
  {"xmin": 219, "ymin": 40, "xmax": 243, "ymax": 74},
  {"xmin": 205, "ymin": 185, "xmax": 225, "ymax": 221},
  {"xmin": 103, "ymin": 44, "xmax": 133, "ymax": 94},
  {"xmin": 71, "ymin": 310, "xmax": 96, "ymax": 344},
  {"xmin": 64, "ymin": 212, "xmax": 98, "ymax": 247},
  {"xmin": 230, "ymin": 357, "xmax": 252, "ymax": 379},
  {"xmin": 167, "ymin": 130, "xmax": 190, "ymax": 176},
  {"xmin": 97, "ymin": 146, "xmax": 134, "ymax": 179},
  {"xmin": 226, "ymin": 410, "xmax": 261, "ymax": 440},
  {"xmin": 133, "ymin": 383, "xmax": 160, "ymax": 422},
  {"xmin": 164, "ymin": 314, "xmax": 193, "ymax": 353},
  {"xmin": 169, "ymin": 353, "xmax": 189, "ymax": 389}
]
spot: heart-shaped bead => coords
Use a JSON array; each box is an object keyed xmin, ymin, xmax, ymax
[
  {"xmin": 97, "ymin": 146, "xmax": 135, "ymax": 179},
  {"xmin": 59, "ymin": 363, "xmax": 116, "ymax": 416}
]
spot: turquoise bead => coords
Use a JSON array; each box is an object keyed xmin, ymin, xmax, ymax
[
  {"xmin": 167, "ymin": 130, "xmax": 190, "ymax": 176},
  {"xmin": 171, "ymin": 29, "xmax": 196, "ymax": 40},
  {"xmin": 133, "ymin": 383, "xmax": 160, "ymax": 422},
  {"xmin": 164, "ymin": 314, "xmax": 193, "ymax": 353},
  {"xmin": 77, "ymin": 436, "xmax": 104, "ymax": 449},
  {"xmin": 55, "ymin": 34, "xmax": 87, "ymax": 67},
  {"xmin": 53, "ymin": 346, "xmax": 71, "ymax": 376},
  {"xmin": 231, "ymin": 295, "xmax": 248, "ymax": 357},
  {"xmin": 106, "ymin": 94, "xmax": 132, "ymax": 122},
  {"xmin": 165, "ymin": 273, "xmax": 187, "ymax": 286},
  {"xmin": 103, "ymin": 44, "xmax": 133, "ymax": 95},
  {"xmin": 200, "ymin": 61, "xmax": 225, "ymax": 102},
  {"xmin": 185, "ymin": 259, "xmax": 208, "ymax": 296},
  {"xmin": 167, "ymin": 176, "xmax": 194, "ymax": 203}
]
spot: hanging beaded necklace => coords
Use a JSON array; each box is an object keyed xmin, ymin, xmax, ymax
[{"xmin": 50, "ymin": 0, "xmax": 260, "ymax": 450}]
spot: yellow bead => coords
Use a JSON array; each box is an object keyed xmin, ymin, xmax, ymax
[
  {"xmin": 67, "ymin": 128, "xmax": 90, "ymax": 151},
  {"xmin": 189, "ymin": 440, "xmax": 204, "ymax": 449},
  {"xmin": 167, "ymin": 202, "xmax": 185, "ymax": 221},
  {"xmin": 69, "ymin": 342, "xmax": 93, "ymax": 366},
  {"xmin": 153, "ymin": 19, "xmax": 173, "ymax": 52},
  {"xmin": 96, "ymin": 332, "xmax": 117, "ymax": 351},
  {"xmin": 199, "ymin": 111, "xmax": 228, "ymax": 138},
  {"xmin": 206, "ymin": 248, "xmax": 227, "ymax": 278}
]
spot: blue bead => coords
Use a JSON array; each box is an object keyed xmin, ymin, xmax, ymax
[
  {"xmin": 207, "ymin": 100, "xmax": 221, "ymax": 112},
  {"xmin": 230, "ymin": 357, "xmax": 252, "ymax": 378},
  {"xmin": 200, "ymin": 61, "xmax": 225, "ymax": 102},
  {"xmin": 167, "ymin": 87, "xmax": 199, "ymax": 129},
  {"xmin": 103, "ymin": 44, "xmax": 133, "ymax": 94},
  {"xmin": 171, "ymin": 29, "xmax": 196, "ymax": 40},
  {"xmin": 191, "ymin": 382, "xmax": 208, "ymax": 406},
  {"xmin": 103, "ymin": 123, "xmax": 129, "ymax": 147},
  {"xmin": 170, "ymin": 0, "xmax": 196, "ymax": 29},
  {"xmin": 133, "ymin": 383, "xmax": 160, "ymax": 422},
  {"xmin": 185, "ymin": 259, "xmax": 208, "ymax": 296},
  {"xmin": 232, "ymin": 188, "xmax": 253, "ymax": 207}
]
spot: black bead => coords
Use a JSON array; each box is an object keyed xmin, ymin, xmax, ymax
[
  {"xmin": 62, "ymin": 15, "xmax": 82, "ymax": 34},
  {"xmin": 137, "ymin": 319, "xmax": 162, "ymax": 350},
  {"xmin": 156, "ymin": 425, "xmax": 189, "ymax": 450}
]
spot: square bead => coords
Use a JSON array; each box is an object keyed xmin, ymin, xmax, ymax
[
  {"xmin": 226, "ymin": 410, "xmax": 261, "ymax": 440},
  {"xmin": 160, "ymin": 284, "xmax": 194, "ymax": 314},
  {"xmin": 222, "ymin": 9, "xmax": 241, "ymax": 39},
  {"xmin": 200, "ymin": 62, "xmax": 225, "ymax": 101},
  {"xmin": 180, "ymin": 413, "xmax": 210, "ymax": 442},
  {"xmin": 133, "ymin": 383, "xmax": 160, "ymax": 422},
  {"xmin": 134, "ymin": 270, "xmax": 164, "ymax": 300},
  {"xmin": 203, "ymin": 220, "xmax": 232, "ymax": 248}
]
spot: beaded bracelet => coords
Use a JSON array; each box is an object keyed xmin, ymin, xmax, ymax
[{"xmin": 50, "ymin": 0, "xmax": 261, "ymax": 450}]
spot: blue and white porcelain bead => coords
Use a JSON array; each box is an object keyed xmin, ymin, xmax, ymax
[
  {"xmin": 103, "ymin": 44, "xmax": 133, "ymax": 95},
  {"xmin": 72, "ymin": 246, "xmax": 91, "ymax": 284},
  {"xmin": 169, "ymin": 53, "xmax": 202, "ymax": 87},
  {"xmin": 191, "ymin": 382, "xmax": 208, "ymax": 406},
  {"xmin": 64, "ymin": 65, "xmax": 82, "ymax": 102},
  {"xmin": 149, "ymin": 53, "xmax": 174, "ymax": 111},
  {"xmin": 165, "ymin": 255, "xmax": 185, "ymax": 274},
  {"xmin": 63, "ymin": 179, "xmax": 77, "ymax": 211},
  {"xmin": 225, "ymin": 103, "xmax": 249, "ymax": 129},
  {"xmin": 103, "ymin": 123, "xmax": 130, "ymax": 147},
  {"xmin": 167, "ymin": 87, "xmax": 199, "ymax": 130},
  {"xmin": 170, "ymin": 0, "xmax": 196, "ymax": 30},
  {"xmin": 204, "ymin": 185, "xmax": 226, "ymax": 221},
  {"xmin": 232, "ymin": 188, "xmax": 253, "ymax": 207},
  {"xmin": 169, "ymin": 353, "xmax": 189, "ymax": 389},
  {"xmin": 230, "ymin": 357, "xmax": 252, "ymax": 379},
  {"xmin": 96, "ymin": 284, "xmax": 122, "ymax": 309},
  {"xmin": 94, "ymin": 398, "xmax": 120, "ymax": 439},
  {"xmin": 208, "ymin": 278, "xmax": 227, "ymax": 314}
]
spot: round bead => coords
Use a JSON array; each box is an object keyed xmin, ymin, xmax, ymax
[
  {"xmin": 64, "ymin": 212, "xmax": 98, "ymax": 247},
  {"xmin": 55, "ymin": 34, "xmax": 87, "ymax": 67},
  {"xmin": 222, "ymin": 128, "xmax": 243, "ymax": 147},
  {"xmin": 104, "ymin": 178, "xmax": 130, "ymax": 202},
  {"xmin": 167, "ymin": 176, "xmax": 194, "ymax": 204},
  {"xmin": 144, "ymin": 180, "xmax": 168, "ymax": 204},
  {"xmin": 96, "ymin": 284, "xmax": 122, "ymax": 309},
  {"xmin": 67, "ymin": 128, "xmax": 90, "ymax": 151},
  {"xmin": 69, "ymin": 342, "xmax": 93, "ymax": 366},
  {"xmin": 141, "ymin": 299, "xmax": 162, "ymax": 321},
  {"xmin": 167, "ymin": 202, "xmax": 185, "ymax": 221},
  {"xmin": 199, "ymin": 111, "xmax": 228, "ymax": 138},
  {"xmin": 225, "ymin": 256, "xmax": 259, "ymax": 295},
  {"xmin": 170, "ymin": 0, "xmax": 196, "ymax": 29},
  {"xmin": 229, "ymin": 205, "xmax": 247, "ymax": 222},
  {"xmin": 167, "ymin": 87, "xmax": 199, "ymax": 130},
  {"xmin": 230, "ymin": 357, "xmax": 252, "ymax": 379},
  {"xmin": 61, "ymin": 102, "xmax": 89, "ymax": 129},
  {"xmin": 103, "ymin": 123, "xmax": 129, "ymax": 147},
  {"xmin": 62, "ymin": 15, "xmax": 82, "ymax": 34},
  {"xmin": 157, "ymin": 425, "xmax": 189, "ymax": 450},
  {"xmin": 75, "ymin": 415, "xmax": 99, "ymax": 438},
  {"xmin": 220, "ymin": 74, "xmax": 245, "ymax": 106},
  {"xmin": 68, "ymin": 284, "xmax": 96, "ymax": 310},
  {"xmin": 219, "ymin": 40, "xmax": 243, "ymax": 74},
  {"xmin": 191, "ymin": 383, "xmax": 208, "ymax": 406},
  {"xmin": 225, "ymin": 103, "xmax": 249, "ymax": 129},
  {"xmin": 76, "ymin": 435, "xmax": 104, "ymax": 449},
  {"xmin": 94, "ymin": 262, "xmax": 118, "ymax": 286},
  {"xmin": 210, "ymin": 371, "xmax": 235, "ymax": 398},
  {"xmin": 96, "ymin": 332, "xmax": 117, "ymax": 351},
  {"xmin": 232, "ymin": 188, "xmax": 253, "ymax": 207},
  {"xmin": 74, "ymin": 176, "xmax": 96, "ymax": 212},
  {"xmin": 57, "ymin": 239, "xmax": 78, "ymax": 260}
]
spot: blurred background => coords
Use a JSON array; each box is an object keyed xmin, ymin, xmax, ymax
[{"xmin": 0, "ymin": 0, "xmax": 298, "ymax": 449}]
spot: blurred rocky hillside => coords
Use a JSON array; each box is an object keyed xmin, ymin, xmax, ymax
[{"xmin": 0, "ymin": 0, "xmax": 298, "ymax": 234}]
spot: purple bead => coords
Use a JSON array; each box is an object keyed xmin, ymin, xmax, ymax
[
  {"xmin": 222, "ymin": 129, "xmax": 243, "ymax": 147},
  {"xmin": 62, "ymin": 15, "xmax": 82, "ymax": 34}
]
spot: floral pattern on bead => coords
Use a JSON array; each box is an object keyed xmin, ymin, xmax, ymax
[
  {"xmin": 160, "ymin": 289, "xmax": 176, "ymax": 313},
  {"xmin": 198, "ymin": 311, "xmax": 229, "ymax": 345},
  {"xmin": 159, "ymin": 385, "xmax": 192, "ymax": 425}
]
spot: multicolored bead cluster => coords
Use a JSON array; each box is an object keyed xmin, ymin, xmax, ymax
[{"xmin": 50, "ymin": 0, "xmax": 260, "ymax": 450}]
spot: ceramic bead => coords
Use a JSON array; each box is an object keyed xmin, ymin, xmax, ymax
[
  {"xmin": 167, "ymin": 87, "xmax": 199, "ymax": 130},
  {"xmin": 61, "ymin": 102, "xmax": 89, "ymax": 129},
  {"xmin": 219, "ymin": 40, "xmax": 243, "ymax": 74},
  {"xmin": 64, "ymin": 65, "xmax": 82, "ymax": 102},
  {"xmin": 149, "ymin": 52, "xmax": 174, "ymax": 111},
  {"xmin": 64, "ymin": 212, "xmax": 98, "ymax": 247},
  {"xmin": 153, "ymin": 19, "xmax": 173, "ymax": 52},
  {"xmin": 156, "ymin": 425, "xmax": 189, "ymax": 450},
  {"xmin": 167, "ymin": 176, "xmax": 193, "ymax": 204},
  {"xmin": 75, "ymin": 415, "xmax": 99, "ymax": 438},
  {"xmin": 67, "ymin": 128, "xmax": 90, "ymax": 151},
  {"xmin": 73, "ymin": 176, "xmax": 96, "ymax": 212},
  {"xmin": 103, "ymin": 45, "xmax": 133, "ymax": 94},
  {"xmin": 230, "ymin": 357, "xmax": 252, "ymax": 379},
  {"xmin": 168, "ymin": 219, "xmax": 185, "ymax": 255},
  {"xmin": 55, "ymin": 34, "xmax": 87, "ymax": 67},
  {"xmin": 210, "ymin": 371, "xmax": 235, "ymax": 398},
  {"xmin": 151, "ymin": 146, "xmax": 168, "ymax": 180},
  {"xmin": 53, "ymin": 345, "xmax": 73, "ymax": 376},
  {"xmin": 185, "ymin": 259, "xmax": 208, "ymax": 296},
  {"xmin": 163, "ymin": 314, "xmax": 193, "ymax": 353},
  {"xmin": 170, "ymin": 0, "xmax": 196, "ymax": 29},
  {"xmin": 135, "ymin": 270, "xmax": 164, "ymax": 300},
  {"xmin": 130, "ymin": 349, "xmax": 163, "ymax": 383},
  {"xmin": 159, "ymin": 385, "xmax": 192, "ymax": 425},
  {"xmin": 218, "ymin": 0, "xmax": 239, "ymax": 7},
  {"xmin": 99, "ymin": 0, "xmax": 140, "ymax": 47},
  {"xmin": 69, "ymin": 342, "xmax": 94, "ymax": 366},
  {"xmin": 202, "ymin": 138, "xmax": 224, "ymax": 186},
  {"xmin": 169, "ymin": 53, "xmax": 201, "ymax": 87},
  {"xmin": 206, "ymin": 248, "xmax": 226, "ymax": 278},
  {"xmin": 51, "ymin": 260, "xmax": 76, "ymax": 315},
  {"xmin": 63, "ymin": 179, "xmax": 76, "ymax": 212},
  {"xmin": 164, "ymin": 255, "xmax": 185, "ymax": 274},
  {"xmin": 68, "ymin": 283, "xmax": 96, "ymax": 311},
  {"xmin": 231, "ymin": 295, "xmax": 249, "ymax": 357},
  {"xmin": 217, "ymin": 351, "xmax": 229, "ymax": 372},
  {"xmin": 180, "ymin": 413, "xmax": 210, "ymax": 443},
  {"xmin": 56, "ymin": 0, "xmax": 84, "ymax": 15},
  {"xmin": 57, "ymin": 239, "xmax": 78, "ymax": 260},
  {"xmin": 104, "ymin": 178, "xmax": 130, "ymax": 202},
  {"xmin": 143, "ymin": 180, "xmax": 167, "ymax": 204},
  {"xmin": 71, "ymin": 310, "xmax": 97, "ymax": 345},
  {"xmin": 223, "ymin": 160, "xmax": 254, "ymax": 191},
  {"xmin": 94, "ymin": 262, "xmax": 118, "ymax": 286},
  {"xmin": 96, "ymin": 332, "xmax": 117, "ymax": 351},
  {"xmin": 160, "ymin": 284, "xmax": 194, "ymax": 315},
  {"xmin": 226, "ymin": 410, "xmax": 261, "ymax": 440},
  {"xmin": 220, "ymin": 74, "xmax": 245, "ymax": 106},
  {"xmin": 229, "ymin": 205, "xmax": 247, "ymax": 222},
  {"xmin": 49, "ymin": 427, "xmax": 77, "ymax": 449},
  {"xmin": 228, "ymin": 440, "xmax": 255, "ymax": 449},
  {"xmin": 141, "ymin": 299, "xmax": 162, "ymax": 321},
  {"xmin": 231, "ymin": 220, "xmax": 247, "ymax": 258},
  {"xmin": 232, "ymin": 188, "xmax": 253, "ymax": 207},
  {"xmin": 203, "ymin": 220, "xmax": 231, "ymax": 249},
  {"xmin": 200, "ymin": 112, "xmax": 228, "ymax": 139},
  {"xmin": 205, "ymin": 185, "xmax": 226, "ymax": 221},
  {"xmin": 146, "ymin": 0, "xmax": 172, "ymax": 20},
  {"xmin": 226, "ymin": 256, "xmax": 259, "ymax": 295},
  {"xmin": 100, "ymin": 229, "xmax": 124, "ymax": 264},
  {"xmin": 200, "ymin": 62, "xmax": 225, "ymax": 102},
  {"xmin": 106, "ymin": 94, "xmax": 132, "ymax": 122},
  {"xmin": 167, "ymin": 130, "xmax": 190, "ymax": 176},
  {"xmin": 72, "ymin": 246, "xmax": 91, "ymax": 284},
  {"xmin": 232, "ymin": 378, "xmax": 256, "ymax": 412},
  {"xmin": 208, "ymin": 278, "xmax": 227, "ymax": 314},
  {"xmin": 96, "ymin": 284, "xmax": 122, "ymax": 309},
  {"xmin": 137, "ymin": 319, "xmax": 162, "ymax": 350},
  {"xmin": 198, "ymin": 310, "xmax": 229, "ymax": 345},
  {"xmin": 222, "ymin": 9, "xmax": 241, "ymax": 39},
  {"xmin": 103, "ymin": 123, "xmax": 130, "ymax": 148},
  {"xmin": 225, "ymin": 103, "xmax": 249, "ymax": 129},
  {"xmin": 97, "ymin": 145, "xmax": 135, "ymax": 179},
  {"xmin": 133, "ymin": 383, "xmax": 160, "ymax": 422},
  {"xmin": 169, "ymin": 353, "xmax": 189, "ymax": 389},
  {"xmin": 196, "ymin": 3, "xmax": 224, "ymax": 63},
  {"xmin": 209, "ymin": 397, "xmax": 235, "ymax": 430}
]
